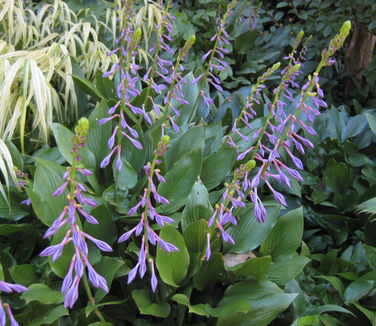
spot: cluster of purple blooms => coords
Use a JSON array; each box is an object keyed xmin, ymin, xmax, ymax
[
  {"xmin": 203, "ymin": 21, "xmax": 351, "ymax": 258},
  {"xmin": 118, "ymin": 133, "xmax": 177, "ymax": 291},
  {"xmin": 0, "ymin": 281, "xmax": 28, "ymax": 326},
  {"xmin": 14, "ymin": 168, "xmax": 32, "ymax": 206},
  {"xmin": 193, "ymin": 1, "xmax": 236, "ymax": 107},
  {"xmin": 40, "ymin": 119, "xmax": 112, "ymax": 309}
]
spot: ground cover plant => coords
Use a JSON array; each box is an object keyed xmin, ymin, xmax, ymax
[{"xmin": 0, "ymin": 0, "xmax": 375, "ymax": 325}]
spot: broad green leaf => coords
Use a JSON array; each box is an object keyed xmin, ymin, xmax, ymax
[
  {"xmin": 72, "ymin": 75, "xmax": 104, "ymax": 100},
  {"xmin": 309, "ymin": 304, "xmax": 354, "ymax": 316},
  {"xmin": 84, "ymin": 205, "xmax": 117, "ymax": 245},
  {"xmin": 317, "ymin": 275, "xmax": 345, "ymax": 297},
  {"xmin": 266, "ymin": 256, "xmax": 310, "ymax": 285},
  {"xmin": 344, "ymin": 278, "xmax": 373, "ymax": 304},
  {"xmin": 341, "ymin": 114, "xmax": 368, "ymax": 141},
  {"xmin": 165, "ymin": 126, "xmax": 204, "ymax": 169},
  {"xmin": 22, "ymin": 284, "xmax": 64, "ymax": 305},
  {"xmin": 158, "ymin": 149, "xmax": 202, "ymax": 214},
  {"xmin": 0, "ymin": 194, "xmax": 28, "ymax": 220},
  {"xmin": 30, "ymin": 159, "xmax": 66, "ymax": 226},
  {"xmin": 354, "ymin": 303, "xmax": 376, "ymax": 326},
  {"xmin": 156, "ymin": 225, "xmax": 190, "ymax": 287},
  {"xmin": 113, "ymin": 157, "xmax": 137, "ymax": 190},
  {"xmin": 323, "ymin": 158, "xmax": 350, "ymax": 193},
  {"xmin": 0, "ymin": 223, "xmax": 35, "ymax": 235},
  {"xmin": 260, "ymin": 207, "xmax": 303, "ymax": 259},
  {"xmin": 181, "ymin": 179, "xmax": 213, "ymax": 229},
  {"xmin": 217, "ymin": 280, "xmax": 297, "ymax": 326},
  {"xmin": 9, "ymin": 264, "xmax": 38, "ymax": 286},
  {"xmin": 183, "ymin": 219, "xmax": 208, "ymax": 253},
  {"xmin": 93, "ymin": 256, "xmax": 126, "ymax": 303},
  {"xmin": 227, "ymin": 256, "xmax": 272, "ymax": 280},
  {"xmin": 51, "ymin": 123, "xmax": 96, "ymax": 170},
  {"xmin": 357, "ymin": 197, "xmax": 376, "ymax": 215},
  {"xmin": 194, "ymin": 253, "xmax": 225, "ymax": 291},
  {"xmin": 171, "ymin": 294, "xmax": 209, "ymax": 316},
  {"xmin": 365, "ymin": 112, "xmax": 376, "ymax": 136},
  {"xmin": 132, "ymin": 289, "xmax": 170, "ymax": 318},
  {"xmin": 225, "ymin": 203, "xmax": 280, "ymax": 253},
  {"xmin": 174, "ymin": 72, "xmax": 199, "ymax": 125},
  {"xmin": 365, "ymin": 245, "xmax": 376, "ymax": 270},
  {"xmin": 201, "ymin": 144, "xmax": 236, "ymax": 190},
  {"xmin": 28, "ymin": 304, "xmax": 68, "ymax": 326},
  {"xmin": 87, "ymin": 100, "xmax": 112, "ymax": 164}
]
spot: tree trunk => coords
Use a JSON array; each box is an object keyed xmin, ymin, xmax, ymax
[{"xmin": 345, "ymin": 21, "xmax": 376, "ymax": 93}]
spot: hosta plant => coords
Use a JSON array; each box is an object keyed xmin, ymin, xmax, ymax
[{"xmin": 0, "ymin": 1, "xmax": 355, "ymax": 325}]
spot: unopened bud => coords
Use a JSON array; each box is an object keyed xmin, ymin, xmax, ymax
[
  {"xmin": 340, "ymin": 20, "xmax": 351, "ymax": 36},
  {"xmin": 245, "ymin": 159, "xmax": 256, "ymax": 170}
]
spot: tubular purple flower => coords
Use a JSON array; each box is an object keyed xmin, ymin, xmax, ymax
[
  {"xmin": 53, "ymin": 181, "xmax": 68, "ymax": 197},
  {"xmin": 150, "ymin": 259, "xmax": 158, "ymax": 292},
  {"xmin": 84, "ymin": 233, "xmax": 113, "ymax": 252}
]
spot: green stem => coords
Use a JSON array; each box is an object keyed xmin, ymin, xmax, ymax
[{"xmin": 82, "ymin": 273, "xmax": 107, "ymax": 323}]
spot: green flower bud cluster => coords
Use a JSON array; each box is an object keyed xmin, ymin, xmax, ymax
[
  {"xmin": 72, "ymin": 117, "xmax": 90, "ymax": 155},
  {"xmin": 130, "ymin": 28, "xmax": 142, "ymax": 49},
  {"xmin": 322, "ymin": 20, "xmax": 352, "ymax": 58},
  {"xmin": 180, "ymin": 34, "xmax": 196, "ymax": 59},
  {"xmin": 156, "ymin": 134, "xmax": 170, "ymax": 156}
]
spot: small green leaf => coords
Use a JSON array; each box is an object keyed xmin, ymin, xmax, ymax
[
  {"xmin": 158, "ymin": 149, "xmax": 202, "ymax": 214},
  {"xmin": 9, "ymin": 264, "xmax": 38, "ymax": 286},
  {"xmin": 260, "ymin": 207, "xmax": 303, "ymax": 259},
  {"xmin": 201, "ymin": 144, "xmax": 236, "ymax": 190},
  {"xmin": 132, "ymin": 289, "xmax": 170, "ymax": 318},
  {"xmin": 22, "ymin": 284, "xmax": 64, "ymax": 305},
  {"xmin": 72, "ymin": 75, "xmax": 104, "ymax": 100},
  {"xmin": 226, "ymin": 203, "xmax": 280, "ymax": 253},
  {"xmin": 171, "ymin": 294, "xmax": 209, "ymax": 316},
  {"xmin": 165, "ymin": 126, "xmax": 204, "ymax": 169},
  {"xmin": 182, "ymin": 179, "xmax": 213, "ymax": 229},
  {"xmin": 156, "ymin": 225, "xmax": 190, "ymax": 287},
  {"xmin": 344, "ymin": 278, "xmax": 373, "ymax": 304},
  {"xmin": 113, "ymin": 157, "xmax": 137, "ymax": 190},
  {"xmin": 266, "ymin": 256, "xmax": 310, "ymax": 285},
  {"xmin": 354, "ymin": 303, "xmax": 376, "ymax": 326}
]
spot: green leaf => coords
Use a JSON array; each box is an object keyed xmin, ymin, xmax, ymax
[
  {"xmin": 260, "ymin": 207, "xmax": 303, "ymax": 259},
  {"xmin": 87, "ymin": 100, "xmax": 112, "ymax": 164},
  {"xmin": 113, "ymin": 157, "xmax": 137, "ymax": 190},
  {"xmin": 0, "ymin": 223, "xmax": 35, "ymax": 235},
  {"xmin": 158, "ymin": 149, "xmax": 202, "ymax": 214},
  {"xmin": 323, "ymin": 158, "xmax": 350, "ymax": 193},
  {"xmin": 266, "ymin": 256, "xmax": 310, "ymax": 285},
  {"xmin": 174, "ymin": 72, "xmax": 199, "ymax": 125},
  {"xmin": 227, "ymin": 256, "xmax": 272, "ymax": 280},
  {"xmin": 83, "ymin": 205, "xmax": 117, "ymax": 245},
  {"xmin": 183, "ymin": 219, "xmax": 208, "ymax": 253},
  {"xmin": 194, "ymin": 253, "xmax": 225, "ymax": 291},
  {"xmin": 225, "ymin": 203, "xmax": 280, "ymax": 253},
  {"xmin": 201, "ymin": 144, "xmax": 236, "ymax": 190},
  {"xmin": 30, "ymin": 159, "xmax": 66, "ymax": 226},
  {"xmin": 317, "ymin": 275, "xmax": 345, "ymax": 297},
  {"xmin": 25, "ymin": 304, "xmax": 69, "ymax": 326},
  {"xmin": 165, "ymin": 126, "xmax": 204, "ymax": 169},
  {"xmin": 344, "ymin": 278, "xmax": 373, "ymax": 304},
  {"xmin": 365, "ymin": 245, "xmax": 376, "ymax": 270},
  {"xmin": 22, "ymin": 284, "xmax": 64, "ymax": 305},
  {"xmin": 354, "ymin": 303, "xmax": 376, "ymax": 326},
  {"xmin": 357, "ymin": 197, "xmax": 376, "ymax": 215},
  {"xmin": 88, "ymin": 323, "xmax": 114, "ymax": 326},
  {"xmin": 217, "ymin": 280, "xmax": 297, "ymax": 326},
  {"xmin": 132, "ymin": 289, "xmax": 170, "ymax": 318},
  {"xmin": 182, "ymin": 179, "xmax": 213, "ymax": 229},
  {"xmin": 365, "ymin": 113, "xmax": 376, "ymax": 135},
  {"xmin": 9, "ymin": 264, "xmax": 38, "ymax": 286},
  {"xmin": 0, "ymin": 195, "xmax": 28, "ymax": 220},
  {"xmin": 171, "ymin": 294, "xmax": 209, "ymax": 316},
  {"xmin": 156, "ymin": 225, "xmax": 190, "ymax": 287},
  {"xmin": 51, "ymin": 123, "xmax": 96, "ymax": 170},
  {"xmin": 93, "ymin": 256, "xmax": 125, "ymax": 303},
  {"xmin": 72, "ymin": 75, "xmax": 104, "ymax": 100}
]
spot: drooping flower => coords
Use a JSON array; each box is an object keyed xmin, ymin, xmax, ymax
[
  {"xmin": 40, "ymin": 118, "xmax": 112, "ymax": 309},
  {"xmin": 118, "ymin": 133, "xmax": 178, "ymax": 290}
]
